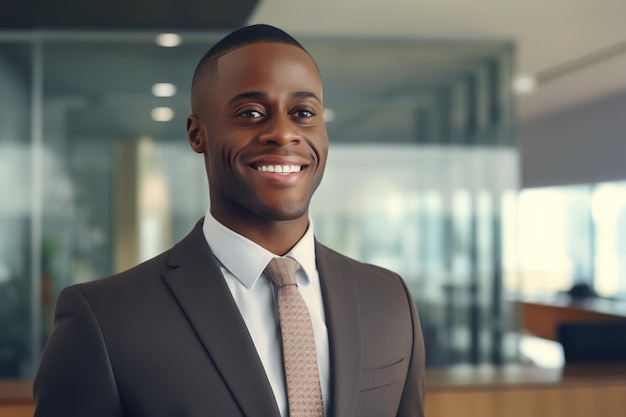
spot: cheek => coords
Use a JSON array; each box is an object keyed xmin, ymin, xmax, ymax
[
  {"xmin": 205, "ymin": 138, "xmax": 239, "ymax": 182},
  {"xmin": 315, "ymin": 133, "xmax": 330, "ymax": 165}
]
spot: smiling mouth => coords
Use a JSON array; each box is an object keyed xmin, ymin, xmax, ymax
[{"xmin": 256, "ymin": 164, "xmax": 304, "ymax": 175}]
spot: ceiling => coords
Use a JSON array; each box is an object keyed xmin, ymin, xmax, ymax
[
  {"xmin": 0, "ymin": 0, "xmax": 258, "ymax": 30},
  {"xmin": 1, "ymin": 0, "xmax": 625, "ymax": 134}
]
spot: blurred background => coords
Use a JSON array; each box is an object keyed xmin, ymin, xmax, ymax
[{"xmin": 1, "ymin": 0, "xmax": 626, "ymax": 415}]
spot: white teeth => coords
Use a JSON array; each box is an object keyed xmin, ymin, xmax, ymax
[{"xmin": 257, "ymin": 165, "xmax": 302, "ymax": 174}]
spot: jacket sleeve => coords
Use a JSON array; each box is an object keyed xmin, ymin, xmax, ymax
[
  {"xmin": 396, "ymin": 278, "xmax": 426, "ymax": 417},
  {"xmin": 33, "ymin": 285, "xmax": 124, "ymax": 417}
]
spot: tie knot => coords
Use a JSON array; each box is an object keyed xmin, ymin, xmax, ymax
[{"xmin": 265, "ymin": 257, "xmax": 300, "ymax": 287}]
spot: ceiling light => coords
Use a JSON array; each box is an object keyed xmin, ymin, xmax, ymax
[
  {"xmin": 151, "ymin": 107, "xmax": 174, "ymax": 122},
  {"xmin": 155, "ymin": 33, "xmax": 182, "ymax": 47},
  {"xmin": 323, "ymin": 108, "xmax": 335, "ymax": 123},
  {"xmin": 513, "ymin": 74, "xmax": 537, "ymax": 95},
  {"xmin": 152, "ymin": 83, "xmax": 177, "ymax": 97}
]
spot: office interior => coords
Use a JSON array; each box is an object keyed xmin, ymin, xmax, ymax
[{"xmin": 1, "ymin": 1, "xmax": 626, "ymax": 416}]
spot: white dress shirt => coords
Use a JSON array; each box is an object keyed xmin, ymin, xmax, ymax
[{"xmin": 202, "ymin": 211, "xmax": 330, "ymax": 417}]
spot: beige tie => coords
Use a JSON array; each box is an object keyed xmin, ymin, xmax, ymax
[{"xmin": 265, "ymin": 257, "xmax": 324, "ymax": 417}]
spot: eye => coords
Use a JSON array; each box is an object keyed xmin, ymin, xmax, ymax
[
  {"xmin": 239, "ymin": 110, "xmax": 263, "ymax": 118},
  {"xmin": 294, "ymin": 109, "xmax": 315, "ymax": 118}
]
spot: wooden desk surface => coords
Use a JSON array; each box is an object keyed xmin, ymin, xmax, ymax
[
  {"xmin": 4, "ymin": 364, "xmax": 626, "ymax": 401},
  {"xmin": 520, "ymin": 295, "xmax": 626, "ymax": 340},
  {"xmin": 426, "ymin": 364, "xmax": 626, "ymax": 417}
]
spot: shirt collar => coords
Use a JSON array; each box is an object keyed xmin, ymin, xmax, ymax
[{"xmin": 202, "ymin": 209, "xmax": 317, "ymax": 289}]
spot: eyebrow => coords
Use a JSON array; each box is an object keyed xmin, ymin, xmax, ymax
[
  {"xmin": 227, "ymin": 91, "xmax": 322, "ymax": 105},
  {"xmin": 293, "ymin": 91, "xmax": 322, "ymax": 103}
]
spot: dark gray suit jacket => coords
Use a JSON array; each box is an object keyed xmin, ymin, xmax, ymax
[{"xmin": 33, "ymin": 220, "xmax": 425, "ymax": 416}]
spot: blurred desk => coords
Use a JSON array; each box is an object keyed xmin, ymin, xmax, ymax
[
  {"xmin": 3, "ymin": 365, "xmax": 626, "ymax": 417},
  {"xmin": 0, "ymin": 380, "xmax": 33, "ymax": 417},
  {"xmin": 426, "ymin": 364, "xmax": 626, "ymax": 417},
  {"xmin": 520, "ymin": 294, "xmax": 626, "ymax": 340}
]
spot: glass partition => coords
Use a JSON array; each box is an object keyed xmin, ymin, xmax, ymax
[{"xmin": 0, "ymin": 31, "xmax": 516, "ymax": 377}]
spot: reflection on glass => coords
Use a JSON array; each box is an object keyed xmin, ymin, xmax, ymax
[
  {"xmin": 0, "ymin": 41, "xmax": 34, "ymax": 377},
  {"xmin": 518, "ymin": 181, "xmax": 626, "ymax": 300}
]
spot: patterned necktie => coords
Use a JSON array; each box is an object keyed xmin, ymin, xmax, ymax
[{"xmin": 264, "ymin": 257, "xmax": 324, "ymax": 417}]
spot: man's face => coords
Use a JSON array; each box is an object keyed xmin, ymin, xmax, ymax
[{"xmin": 190, "ymin": 42, "xmax": 329, "ymax": 226}]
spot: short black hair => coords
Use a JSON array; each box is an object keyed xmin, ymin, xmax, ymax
[{"xmin": 192, "ymin": 24, "xmax": 308, "ymax": 93}]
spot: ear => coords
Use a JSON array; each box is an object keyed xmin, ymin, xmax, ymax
[{"xmin": 187, "ymin": 114, "xmax": 207, "ymax": 153}]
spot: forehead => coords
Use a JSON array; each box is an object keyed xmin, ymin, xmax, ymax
[{"xmin": 214, "ymin": 42, "xmax": 323, "ymax": 96}]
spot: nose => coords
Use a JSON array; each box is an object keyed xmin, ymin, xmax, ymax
[{"xmin": 257, "ymin": 113, "xmax": 301, "ymax": 146}]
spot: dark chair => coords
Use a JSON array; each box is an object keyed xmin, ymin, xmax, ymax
[{"xmin": 557, "ymin": 320, "xmax": 626, "ymax": 364}]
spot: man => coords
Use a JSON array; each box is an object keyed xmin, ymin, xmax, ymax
[{"xmin": 33, "ymin": 24, "xmax": 425, "ymax": 417}]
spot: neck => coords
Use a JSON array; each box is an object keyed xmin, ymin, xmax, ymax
[{"xmin": 211, "ymin": 208, "xmax": 310, "ymax": 256}]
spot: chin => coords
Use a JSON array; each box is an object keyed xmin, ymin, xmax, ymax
[{"xmin": 258, "ymin": 202, "xmax": 310, "ymax": 223}]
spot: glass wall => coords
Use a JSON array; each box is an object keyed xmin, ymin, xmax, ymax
[
  {"xmin": 312, "ymin": 145, "xmax": 518, "ymax": 365},
  {"xmin": 0, "ymin": 31, "xmax": 516, "ymax": 377}
]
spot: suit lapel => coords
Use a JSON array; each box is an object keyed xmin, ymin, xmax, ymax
[
  {"xmin": 162, "ymin": 221, "xmax": 280, "ymax": 417},
  {"xmin": 316, "ymin": 243, "xmax": 363, "ymax": 417}
]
